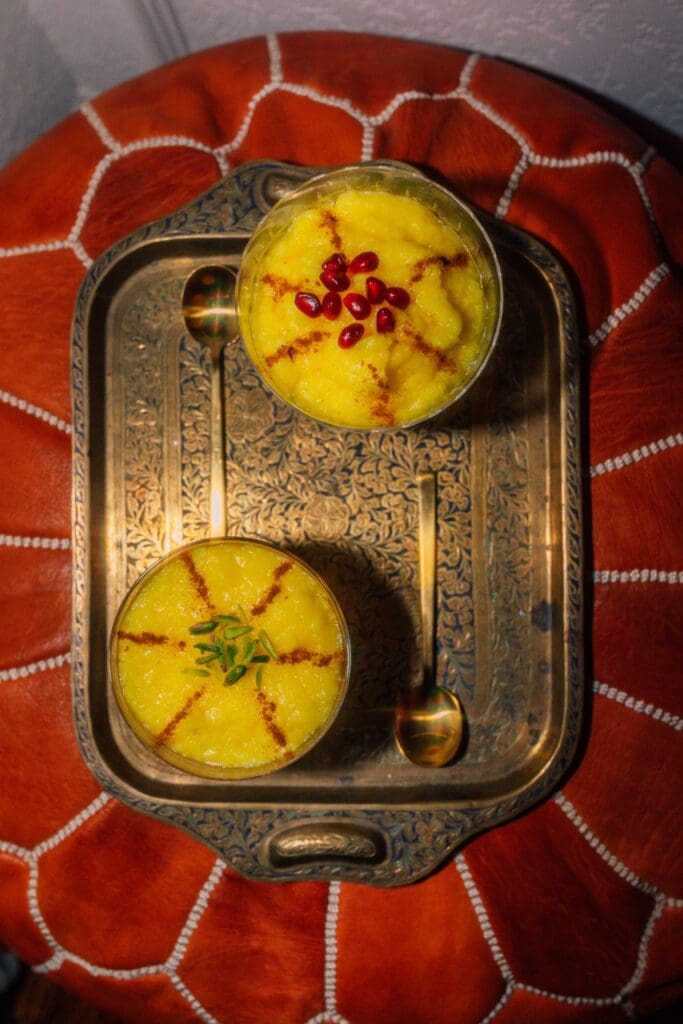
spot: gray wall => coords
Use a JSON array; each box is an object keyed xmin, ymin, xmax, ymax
[{"xmin": 2, "ymin": 0, "xmax": 681, "ymax": 170}]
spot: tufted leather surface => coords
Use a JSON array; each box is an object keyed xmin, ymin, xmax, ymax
[{"xmin": 0, "ymin": 31, "xmax": 681, "ymax": 1024}]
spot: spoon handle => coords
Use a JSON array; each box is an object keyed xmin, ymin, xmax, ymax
[
  {"xmin": 209, "ymin": 352, "xmax": 226, "ymax": 538},
  {"xmin": 418, "ymin": 472, "xmax": 436, "ymax": 691}
]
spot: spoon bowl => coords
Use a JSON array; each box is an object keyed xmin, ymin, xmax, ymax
[
  {"xmin": 182, "ymin": 264, "xmax": 239, "ymax": 354},
  {"xmin": 394, "ymin": 685, "xmax": 464, "ymax": 768},
  {"xmin": 393, "ymin": 472, "xmax": 464, "ymax": 768}
]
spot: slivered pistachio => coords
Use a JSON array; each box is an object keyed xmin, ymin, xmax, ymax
[
  {"xmin": 187, "ymin": 612, "xmax": 277, "ymax": 680},
  {"xmin": 242, "ymin": 639, "xmax": 257, "ymax": 665},
  {"xmin": 258, "ymin": 630, "xmax": 279, "ymax": 661},
  {"xmin": 224, "ymin": 664, "xmax": 247, "ymax": 685},
  {"xmin": 189, "ymin": 620, "xmax": 219, "ymax": 635},
  {"xmin": 223, "ymin": 624, "xmax": 252, "ymax": 640}
]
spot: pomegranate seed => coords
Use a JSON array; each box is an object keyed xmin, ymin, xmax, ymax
[
  {"xmin": 376, "ymin": 307, "xmax": 395, "ymax": 333},
  {"xmin": 338, "ymin": 323, "xmax": 365, "ymax": 349},
  {"xmin": 365, "ymin": 276, "xmax": 386, "ymax": 304},
  {"xmin": 322, "ymin": 252, "xmax": 346, "ymax": 272},
  {"xmin": 386, "ymin": 286, "xmax": 410, "ymax": 309},
  {"xmin": 343, "ymin": 293, "xmax": 371, "ymax": 320},
  {"xmin": 349, "ymin": 251, "xmax": 379, "ymax": 273},
  {"xmin": 322, "ymin": 291, "xmax": 342, "ymax": 320},
  {"xmin": 294, "ymin": 291, "xmax": 322, "ymax": 318},
  {"xmin": 320, "ymin": 268, "xmax": 350, "ymax": 292}
]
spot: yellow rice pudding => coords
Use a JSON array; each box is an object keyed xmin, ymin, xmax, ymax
[
  {"xmin": 239, "ymin": 173, "xmax": 498, "ymax": 429},
  {"xmin": 111, "ymin": 540, "xmax": 349, "ymax": 778}
]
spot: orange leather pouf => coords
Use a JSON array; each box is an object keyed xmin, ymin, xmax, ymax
[{"xmin": 1, "ymin": 32, "xmax": 681, "ymax": 1024}]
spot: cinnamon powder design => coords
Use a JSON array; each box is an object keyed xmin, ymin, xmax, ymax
[
  {"xmin": 409, "ymin": 252, "xmax": 468, "ymax": 284},
  {"xmin": 279, "ymin": 648, "xmax": 338, "ymax": 667},
  {"xmin": 118, "ymin": 630, "xmax": 168, "ymax": 646},
  {"xmin": 260, "ymin": 273, "xmax": 302, "ymax": 300},
  {"xmin": 256, "ymin": 689, "xmax": 288, "ymax": 749},
  {"xmin": 250, "ymin": 561, "xmax": 293, "ymax": 617},
  {"xmin": 180, "ymin": 551, "xmax": 215, "ymax": 611},
  {"xmin": 265, "ymin": 331, "xmax": 326, "ymax": 369},
  {"xmin": 154, "ymin": 687, "xmax": 207, "ymax": 747},
  {"xmin": 319, "ymin": 210, "xmax": 343, "ymax": 251},
  {"xmin": 402, "ymin": 324, "xmax": 456, "ymax": 372}
]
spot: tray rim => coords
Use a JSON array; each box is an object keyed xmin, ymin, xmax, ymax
[{"xmin": 70, "ymin": 159, "xmax": 583, "ymax": 885}]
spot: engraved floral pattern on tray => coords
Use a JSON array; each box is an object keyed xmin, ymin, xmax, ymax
[
  {"xmin": 112, "ymin": 273, "xmax": 533, "ymax": 765},
  {"xmin": 473, "ymin": 281, "xmax": 533, "ymax": 757},
  {"xmin": 222, "ymin": 341, "xmax": 481, "ymax": 717},
  {"xmin": 117, "ymin": 281, "xmax": 179, "ymax": 584}
]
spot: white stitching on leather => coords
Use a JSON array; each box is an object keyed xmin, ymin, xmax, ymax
[
  {"xmin": 593, "ymin": 681, "xmax": 683, "ymax": 731},
  {"xmin": 0, "ymin": 388, "xmax": 71, "ymax": 433},
  {"xmin": 166, "ymin": 858, "xmax": 224, "ymax": 971},
  {"xmin": 0, "ymin": 652, "xmax": 71, "ymax": 683},
  {"xmin": 589, "ymin": 262, "xmax": 669, "ymax": 346},
  {"xmin": 594, "ymin": 569, "xmax": 683, "ymax": 584},
  {"xmin": 0, "ymin": 534, "xmax": 70, "ymax": 549},
  {"xmin": 455, "ymin": 853, "xmax": 514, "ymax": 980},
  {"xmin": 591, "ymin": 433, "xmax": 683, "ymax": 477}
]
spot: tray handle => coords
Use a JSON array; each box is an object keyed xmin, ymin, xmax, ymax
[{"xmin": 264, "ymin": 820, "xmax": 387, "ymax": 871}]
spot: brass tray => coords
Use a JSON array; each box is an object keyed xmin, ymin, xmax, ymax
[{"xmin": 71, "ymin": 160, "xmax": 582, "ymax": 886}]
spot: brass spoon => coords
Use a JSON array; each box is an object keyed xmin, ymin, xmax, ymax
[
  {"xmin": 181, "ymin": 265, "xmax": 239, "ymax": 537},
  {"xmin": 394, "ymin": 472, "xmax": 464, "ymax": 767}
]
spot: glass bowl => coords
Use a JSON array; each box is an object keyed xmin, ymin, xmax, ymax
[
  {"xmin": 237, "ymin": 161, "xmax": 503, "ymax": 431},
  {"xmin": 109, "ymin": 538, "xmax": 351, "ymax": 780}
]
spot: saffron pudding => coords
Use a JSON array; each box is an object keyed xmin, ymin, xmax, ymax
[
  {"xmin": 110, "ymin": 539, "xmax": 350, "ymax": 779},
  {"xmin": 237, "ymin": 162, "xmax": 502, "ymax": 430}
]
